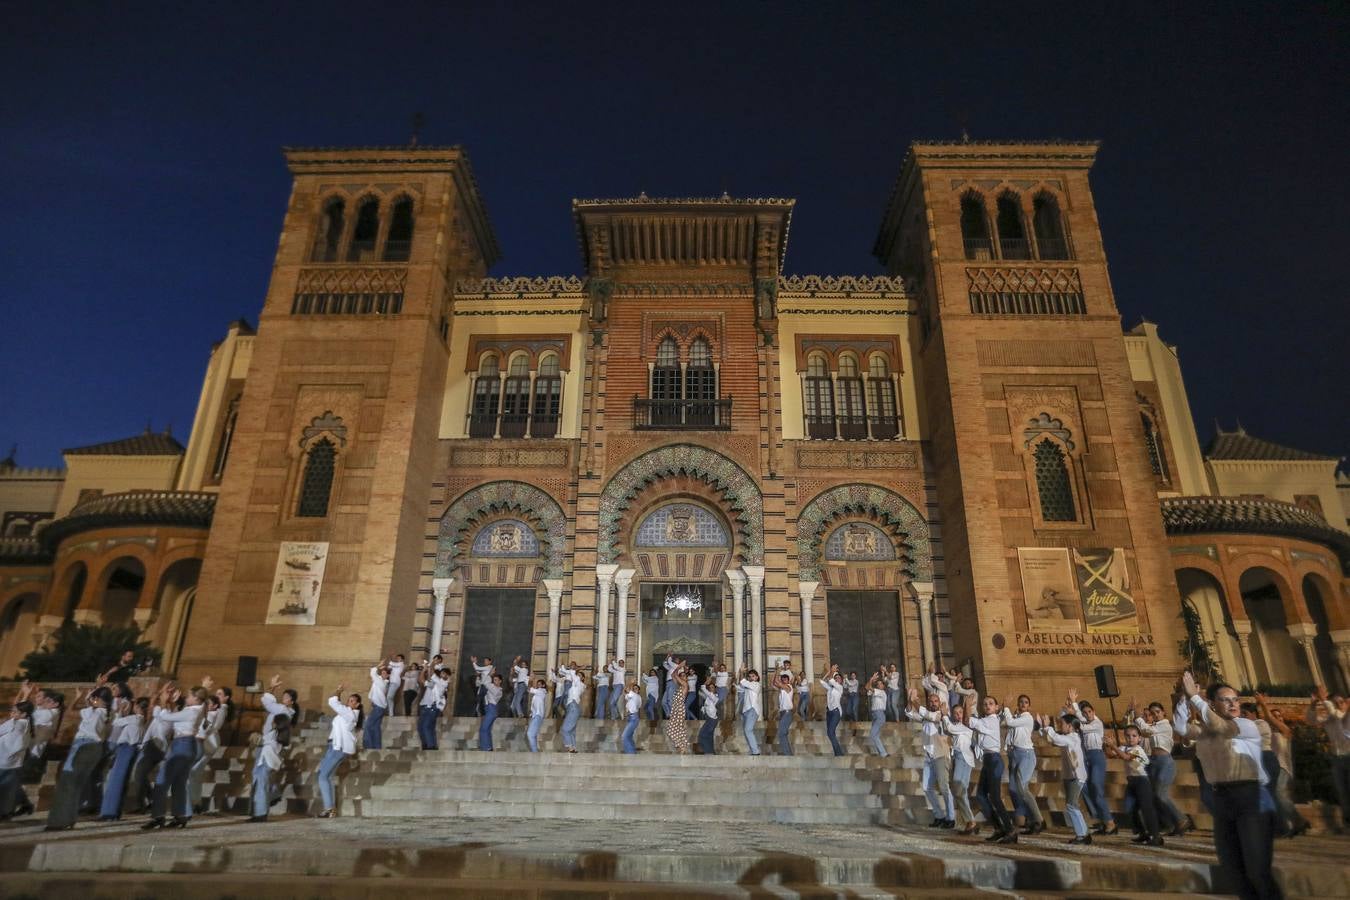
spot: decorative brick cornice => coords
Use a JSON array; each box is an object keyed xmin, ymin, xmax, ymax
[
  {"xmin": 39, "ymin": 490, "xmax": 216, "ymax": 551},
  {"xmin": 1160, "ymin": 495, "xmax": 1350, "ymax": 572}
]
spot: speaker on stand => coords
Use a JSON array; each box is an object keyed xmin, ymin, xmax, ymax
[{"xmin": 1094, "ymin": 664, "xmax": 1122, "ymax": 743}]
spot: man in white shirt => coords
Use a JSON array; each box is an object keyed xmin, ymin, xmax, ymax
[
  {"xmin": 1307, "ymin": 687, "xmax": 1350, "ymax": 830},
  {"xmin": 511, "ymin": 658, "xmax": 531, "ymax": 718},
  {"xmin": 819, "ymin": 666, "xmax": 846, "ymax": 756},
  {"xmin": 1001, "ymin": 694, "xmax": 1043, "ymax": 833},
  {"xmin": 363, "ymin": 662, "xmax": 391, "ymax": 749},
  {"xmin": 906, "ymin": 687, "xmax": 954, "ymax": 827},
  {"xmin": 608, "ymin": 659, "xmax": 627, "ymax": 720},
  {"xmin": 417, "ymin": 666, "xmax": 449, "ymax": 750},
  {"xmin": 593, "ymin": 667, "xmax": 611, "ymax": 720},
  {"xmin": 737, "ymin": 668, "xmax": 763, "ymax": 755},
  {"xmin": 470, "ymin": 656, "xmax": 494, "ymax": 716},
  {"xmin": 643, "ymin": 668, "xmax": 661, "ymax": 721}
]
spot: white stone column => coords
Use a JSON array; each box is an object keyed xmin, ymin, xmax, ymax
[
  {"xmin": 595, "ymin": 563, "xmax": 618, "ymax": 666},
  {"xmin": 912, "ymin": 581, "xmax": 936, "ymax": 671},
  {"xmin": 798, "ymin": 581, "xmax": 819, "ymax": 676},
  {"xmin": 726, "ymin": 569, "xmax": 747, "ymax": 673},
  {"xmin": 614, "ymin": 568, "xmax": 635, "ymax": 662},
  {"xmin": 430, "ymin": 577, "xmax": 454, "ymax": 656},
  {"xmin": 743, "ymin": 565, "xmax": 765, "ymax": 675},
  {"xmin": 1330, "ymin": 630, "xmax": 1350, "ymax": 691},
  {"xmin": 1232, "ymin": 622, "xmax": 1258, "ymax": 689},
  {"xmin": 1288, "ymin": 622, "xmax": 1325, "ymax": 686},
  {"xmin": 543, "ymin": 578, "xmax": 564, "ymax": 672}
]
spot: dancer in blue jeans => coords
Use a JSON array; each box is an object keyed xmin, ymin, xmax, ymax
[
  {"xmin": 943, "ymin": 704, "xmax": 977, "ymax": 833},
  {"xmin": 313, "ymin": 685, "xmax": 362, "ymax": 818},
  {"xmin": 478, "ymin": 673, "xmax": 503, "ymax": 751},
  {"xmin": 643, "ymin": 668, "xmax": 660, "ymax": 721},
  {"xmin": 141, "ymin": 683, "xmax": 207, "ymax": 830},
  {"xmin": 1038, "ymin": 712, "xmax": 1091, "ymax": 844},
  {"xmin": 248, "ymin": 675, "xmax": 298, "ymax": 822},
  {"xmin": 363, "ymin": 661, "xmax": 391, "ymax": 750},
  {"xmin": 697, "ymin": 680, "xmax": 719, "ymax": 754},
  {"xmin": 969, "ymin": 695, "xmax": 1017, "ymax": 843},
  {"xmin": 1001, "ymin": 694, "xmax": 1043, "ymax": 834},
  {"xmin": 99, "ymin": 698, "xmax": 148, "ymax": 820},
  {"xmin": 525, "ymin": 679, "xmax": 547, "ymax": 751},
  {"xmin": 795, "ymin": 672, "xmax": 810, "ymax": 720},
  {"xmin": 865, "ymin": 675, "xmax": 889, "ymax": 758},
  {"xmin": 819, "ymin": 666, "xmax": 845, "ymax": 756},
  {"xmin": 621, "ymin": 682, "xmax": 641, "ymax": 753},
  {"xmin": 417, "ymin": 667, "xmax": 449, "ymax": 750},
  {"xmin": 1066, "ymin": 689, "xmax": 1118, "ymax": 835},
  {"xmin": 593, "ymin": 667, "xmax": 610, "ymax": 721},
  {"xmin": 774, "ymin": 674, "xmax": 795, "ymax": 755},
  {"xmin": 738, "ymin": 668, "xmax": 762, "ymax": 755},
  {"xmin": 558, "ymin": 664, "xmax": 586, "ymax": 752}
]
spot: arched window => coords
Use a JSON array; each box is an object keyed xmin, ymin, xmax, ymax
[
  {"xmin": 297, "ymin": 438, "xmax": 337, "ymax": 517},
  {"xmin": 470, "ymin": 354, "xmax": 501, "ymax": 437},
  {"xmin": 866, "ymin": 354, "xmax": 899, "ymax": 439},
  {"xmin": 500, "ymin": 354, "xmax": 532, "ymax": 438},
  {"xmin": 686, "ymin": 337, "xmax": 717, "ymax": 426},
  {"xmin": 996, "ymin": 192, "xmax": 1030, "ymax": 260},
  {"xmin": 836, "ymin": 353, "xmax": 867, "ymax": 440},
  {"xmin": 1032, "ymin": 192, "xmax": 1069, "ymax": 260},
  {"xmin": 650, "ymin": 336, "xmax": 682, "ymax": 426},
  {"xmin": 210, "ymin": 395, "xmax": 241, "ymax": 482},
  {"xmin": 960, "ymin": 192, "xmax": 993, "ymax": 260},
  {"xmin": 804, "ymin": 351, "xmax": 835, "ymax": 439},
  {"xmin": 1141, "ymin": 412, "xmax": 1169, "ymax": 480},
  {"xmin": 383, "ymin": 196, "xmax": 415, "ymax": 262},
  {"xmin": 1033, "ymin": 439, "xmax": 1076, "ymax": 522},
  {"xmin": 312, "ymin": 197, "xmax": 345, "ymax": 262},
  {"xmin": 532, "ymin": 353, "xmax": 562, "ymax": 438},
  {"xmin": 346, "ymin": 196, "xmax": 381, "ymax": 262}
]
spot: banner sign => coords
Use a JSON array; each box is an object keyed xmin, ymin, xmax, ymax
[
  {"xmin": 1073, "ymin": 547, "xmax": 1138, "ymax": 632},
  {"xmin": 1017, "ymin": 547, "xmax": 1082, "ymax": 632},
  {"xmin": 265, "ymin": 541, "xmax": 329, "ymax": 626}
]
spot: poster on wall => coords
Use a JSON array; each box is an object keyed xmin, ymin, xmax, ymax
[
  {"xmin": 265, "ymin": 541, "xmax": 329, "ymax": 626},
  {"xmin": 1073, "ymin": 547, "xmax": 1138, "ymax": 632},
  {"xmin": 1017, "ymin": 547, "xmax": 1083, "ymax": 632}
]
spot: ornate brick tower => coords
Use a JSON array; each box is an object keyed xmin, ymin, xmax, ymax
[
  {"xmin": 178, "ymin": 147, "xmax": 497, "ymax": 695},
  {"xmin": 875, "ymin": 141, "xmax": 1184, "ymax": 701}
]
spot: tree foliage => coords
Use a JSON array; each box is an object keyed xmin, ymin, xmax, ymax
[
  {"xmin": 1178, "ymin": 599, "xmax": 1224, "ymax": 686},
  {"xmin": 20, "ymin": 622, "xmax": 161, "ymax": 682}
]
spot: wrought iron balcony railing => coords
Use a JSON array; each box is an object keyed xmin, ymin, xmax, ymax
[{"xmin": 633, "ymin": 397, "xmax": 732, "ymax": 430}]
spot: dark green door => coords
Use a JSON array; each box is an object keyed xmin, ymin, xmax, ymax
[
  {"xmin": 455, "ymin": 588, "xmax": 535, "ymax": 716},
  {"xmin": 825, "ymin": 590, "xmax": 902, "ymax": 681}
]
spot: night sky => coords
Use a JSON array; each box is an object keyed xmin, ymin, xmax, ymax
[{"xmin": 3, "ymin": 3, "xmax": 1346, "ymax": 469}]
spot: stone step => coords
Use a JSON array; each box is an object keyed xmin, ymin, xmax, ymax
[
  {"xmin": 354, "ymin": 784, "xmax": 885, "ymax": 809},
  {"xmin": 352, "ymin": 773, "xmax": 881, "ymax": 793},
  {"xmin": 335, "ymin": 798, "xmax": 887, "ymax": 824}
]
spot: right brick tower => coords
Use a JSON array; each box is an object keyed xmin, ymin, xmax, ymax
[{"xmin": 875, "ymin": 141, "xmax": 1184, "ymax": 703}]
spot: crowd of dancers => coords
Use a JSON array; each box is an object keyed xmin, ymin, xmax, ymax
[{"xmin": 3, "ymin": 650, "xmax": 1348, "ymax": 900}]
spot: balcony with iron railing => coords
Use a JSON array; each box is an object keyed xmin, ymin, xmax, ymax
[
  {"xmin": 963, "ymin": 237, "xmax": 994, "ymax": 260},
  {"xmin": 467, "ymin": 411, "xmax": 561, "ymax": 439},
  {"xmin": 999, "ymin": 237, "xmax": 1031, "ymax": 260},
  {"xmin": 805, "ymin": 414, "xmax": 902, "ymax": 441},
  {"xmin": 633, "ymin": 397, "xmax": 732, "ymax": 430},
  {"xmin": 1035, "ymin": 236, "xmax": 1071, "ymax": 260}
]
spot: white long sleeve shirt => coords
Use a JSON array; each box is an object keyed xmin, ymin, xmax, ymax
[
  {"xmin": 1041, "ymin": 727, "xmax": 1087, "ymax": 783},
  {"xmin": 259, "ymin": 692, "xmax": 292, "ymax": 751},
  {"xmin": 141, "ymin": 708, "xmax": 171, "ymax": 752},
  {"xmin": 738, "ymin": 679, "xmax": 762, "ymax": 716},
  {"xmin": 368, "ymin": 668, "xmax": 390, "ymax": 709},
  {"xmin": 645, "ymin": 673, "xmax": 660, "ymax": 699},
  {"xmin": 886, "ymin": 672, "xmax": 901, "ymax": 691},
  {"xmin": 607, "ymin": 661, "xmax": 626, "ymax": 684},
  {"xmin": 968, "ymin": 713, "xmax": 1003, "ymax": 754},
  {"xmin": 484, "ymin": 682, "xmax": 503, "ymax": 707},
  {"xmin": 473, "ymin": 663, "xmax": 494, "ymax": 688},
  {"xmin": 155, "ymin": 703, "xmax": 205, "ymax": 740},
  {"xmin": 29, "ymin": 706, "xmax": 56, "ymax": 758},
  {"xmin": 943, "ymin": 718, "xmax": 976, "ymax": 767},
  {"xmin": 110, "ymin": 712, "xmax": 144, "ymax": 746},
  {"xmin": 869, "ymin": 687, "xmax": 888, "ymax": 713},
  {"xmin": 1068, "ymin": 703, "xmax": 1105, "ymax": 751},
  {"xmin": 197, "ymin": 705, "xmax": 227, "ymax": 753},
  {"xmin": 566, "ymin": 672, "xmax": 586, "ymax": 705},
  {"xmin": 420, "ymin": 676, "xmax": 448, "ymax": 710},
  {"xmin": 1135, "ymin": 715, "xmax": 1174, "ymax": 754},
  {"xmin": 0, "ymin": 718, "xmax": 31, "ymax": 769},
  {"xmin": 1000, "ymin": 708, "xmax": 1035, "ymax": 750},
  {"xmin": 594, "ymin": 670, "xmax": 610, "ymax": 688},
  {"xmin": 386, "ymin": 660, "xmax": 405, "ymax": 705},
  {"xmin": 713, "ymin": 670, "xmax": 729, "ymax": 688},
  {"xmin": 820, "ymin": 679, "xmax": 844, "ymax": 712},
  {"xmin": 513, "ymin": 665, "xmax": 531, "ymax": 685},
  {"xmin": 777, "ymin": 686, "xmax": 794, "ymax": 712},
  {"xmin": 401, "ymin": 669, "xmax": 421, "ymax": 693},
  {"xmin": 701, "ymin": 686, "xmax": 719, "ymax": 719},
  {"xmin": 74, "ymin": 706, "xmax": 110, "ymax": 742},
  {"xmin": 326, "ymin": 696, "xmax": 358, "ymax": 754},
  {"xmin": 906, "ymin": 706, "xmax": 948, "ymax": 760},
  {"xmin": 625, "ymin": 690, "xmax": 641, "ymax": 716},
  {"xmin": 528, "ymin": 686, "xmax": 547, "ymax": 718},
  {"xmin": 844, "ymin": 676, "xmax": 859, "ymax": 695}
]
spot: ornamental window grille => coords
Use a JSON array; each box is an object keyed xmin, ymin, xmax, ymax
[
  {"xmin": 297, "ymin": 438, "xmax": 336, "ymax": 517},
  {"xmin": 471, "ymin": 519, "xmax": 540, "ymax": 557},
  {"xmin": 649, "ymin": 337, "xmax": 683, "ymax": 426},
  {"xmin": 996, "ymin": 192, "xmax": 1030, "ymax": 260},
  {"xmin": 500, "ymin": 355, "xmax": 532, "ymax": 438},
  {"xmin": 1141, "ymin": 412, "xmax": 1169, "ymax": 480},
  {"xmin": 635, "ymin": 503, "xmax": 729, "ymax": 547},
  {"xmin": 1033, "ymin": 438, "xmax": 1076, "ymax": 522},
  {"xmin": 382, "ymin": 196, "xmax": 415, "ymax": 262},
  {"xmin": 866, "ymin": 354, "xmax": 899, "ymax": 439},
  {"xmin": 532, "ymin": 353, "xmax": 562, "ymax": 438},
  {"xmin": 347, "ymin": 197, "xmax": 381, "ymax": 262},
  {"xmin": 470, "ymin": 355, "xmax": 501, "ymax": 437},
  {"xmin": 312, "ymin": 197, "xmax": 345, "ymax": 262},
  {"xmin": 686, "ymin": 338, "xmax": 717, "ymax": 426},
  {"xmin": 960, "ymin": 192, "xmax": 993, "ymax": 260},
  {"xmin": 824, "ymin": 522, "xmax": 896, "ymax": 561},
  {"xmin": 804, "ymin": 352, "xmax": 835, "ymax": 439},
  {"xmin": 1032, "ymin": 192, "xmax": 1070, "ymax": 260},
  {"xmin": 835, "ymin": 353, "xmax": 867, "ymax": 440}
]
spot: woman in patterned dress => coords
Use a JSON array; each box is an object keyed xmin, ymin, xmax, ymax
[{"xmin": 664, "ymin": 662, "xmax": 691, "ymax": 753}]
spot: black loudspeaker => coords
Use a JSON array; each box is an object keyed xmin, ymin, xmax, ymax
[
  {"xmin": 235, "ymin": 655, "xmax": 258, "ymax": 687},
  {"xmin": 1094, "ymin": 664, "xmax": 1119, "ymax": 699}
]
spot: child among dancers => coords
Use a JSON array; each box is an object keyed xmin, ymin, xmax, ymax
[
  {"xmin": 1037, "ymin": 711, "xmax": 1091, "ymax": 844},
  {"xmin": 1106, "ymin": 724, "xmax": 1164, "ymax": 846},
  {"xmin": 942, "ymin": 702, "xmax": 977, "ymax": 834}
]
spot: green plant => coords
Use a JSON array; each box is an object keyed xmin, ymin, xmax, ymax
[
  {"xmin": 19, "ymin": 622, "xmax": 161, "ymax": 682},
  {"xmin": 1178, "ymin": 600, "xmax": 1223, "ymax": 684}
]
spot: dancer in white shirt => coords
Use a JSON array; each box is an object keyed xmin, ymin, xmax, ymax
[
  {"xmin": 1105, "ymin": 725, "xmax": 1163, "ymax": 846},
  {"xmin": 249, "ymin": 674, "xmax": 298, "ymax": 822},
  {"xmin": 738, "ymin": 668, "xmax": 763, "ymax": 755},
  {"xmin": 363, "ymin": 660, "xmax": 392, "ymax": 749},
  {"xmin": 385, "ymin": 655, "xmax": 405, "ymax": 714},
  {"xmin": 820, "ymin": 666, "xmax": 846, "ymax": 756},
  {"xmin": 313, "ymin": 684, "xmax": 361, "ymax": 818},
  {"xmin": 907, "ymin": 686, "xmax": 954, "ymax": 827},
  {"xmin": 865, "ymin": 674, "xmax": 889, "ymax": 758},
  {"xmin": 1001, "ymin": 694, "xmax": 1043, "ymax": 834},
  {"xmin": 558, "ymin": 663, "xmax": 587, "ymax": 752},
  {"xmin": 843, "ymin": 672, "xmax": 860, "ymax": 722},
  {"xmin": 141, "ymin": 682, "xmax": 207, "ymax": 830},
  {"xmin": 621, "ymin": 681, "xmax": 642, "ymax": 753},
  {"xmin": 1256, "ymin": 691, "xmax": 1309, "ymax": 837},
  {"xmin": 0, "ymin": 692, "xmax": 34, "ymax": 819},
  {"xmin": 713, "ymin": 663, "xmax": 730, "ymax": 719},
  {"xmin": 12, "ymin": 684, "xmax": 59, "ymax": 818},
  {"xmin": 775, "ymin": 673, "xmax": 795, "ymax": 755},
  {"xmin": 45, "ymin": 683, "xmax": 113, "ymax": 831},
  {"xmin": 643, "ymin": 668, "xmax": 661, "ymax": 721},
  {"xmin": 187, "ymin": 692, "xmax": 227, "ymax": 814},
  {"xmin": 1065, "ymin": 688, "xmax": 1117, "ymax": 835},
  {"xmin": 401, "ymin": 663, "xmax": 422, "ymax": 716},
  {"xmin": 526, "ymin": 678, "xmax": 548, "ymax": 752},
  {"xmin": 417, "ymin": 664, "xmax": 450, "ymax": 750},
  {"xmin": 968, "ymin": 695, "xmax": 1016, "ymax": 843},
  {"xmin": 1131, "ymin": 696, "xmax": 1185, "ymax": 835},
  {"xmin": 697, "ymin": 678, "xmax": 720, "ymax": 754},
  {"xmin": 470, "ymin": 656, "xmax": 494, "ymax": 716},
  {"xmin": 478, "ymin": 673, "xmax": 504, "ymax": 751},
  {"xmin": 1038, "ymin": 712, "xmax": 1090, "ymax": 844},
  {"xmin": 593, "ymin": 666, "xmax": 611, "ymax": 720},
  {"xmin": 942, "ymin": 703, "xmax": 977, "ymax": 833}
]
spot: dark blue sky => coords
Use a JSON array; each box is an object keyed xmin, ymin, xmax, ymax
[{"xmin": 3, "ymin": 2, "xmax": 1346, "ymax": 469}]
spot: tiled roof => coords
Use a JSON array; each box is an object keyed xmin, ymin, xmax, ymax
[
  {"xmin": 1161, "ymin": 496, "xmax": 1350, "ymax": 569},
  {"xmin": 1205, "ymin": 427, "xmax": 1337, "ymax": 462},
  {"xmin": 0, "ymin": 535, "xmax": 51, "ymax": 565},
  {"xmin": 40, "ymin": 490, "xmax": 215, "ymax": 548},
  {"xmin": 64, "ymin": 430, "xmax": 184, "ymax": 457}
]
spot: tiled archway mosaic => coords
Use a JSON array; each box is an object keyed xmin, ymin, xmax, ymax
[
  {"xmin": 796, "ymin": 483, "xmax": 931, "ymax": 582},
  {"xmin": 598, "ymin": 444, "xmax": 763, "ymax": 565},
  {"xmin": 436, "ymin": 481, "xmax": 567, "ymax": 579}
]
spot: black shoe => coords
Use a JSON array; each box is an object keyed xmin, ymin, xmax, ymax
[
  {"xmin": 246, "ymin": 815, "xmax": 268, "ymax": 823},
  {"xmin": 1103, "ymin": 822, "xmax": 1118, "ymax": 836},
  {"xmin": 997, "ymin": 832, "xmax": 1018, "ymax": 844},
  {"xmin": 166, "ymin": 817, "xmax": 188, "ymax": 829},
  {"xmin": 1149, "ymin": 836, "xmax": 1165, "ymax": 847},
  {"xmin": 141, "ymin": 818, "xmax": 166, "ymax": 831},
  {"xmin": 13, "ymin": 802, "xmax": 34, "ymax": 818},
  {"xmin": 928, "ymin": 818, "xmax": 944, "ymax": 827},
  {"xmin": 984, "ymin": 829, "xmax": 1005, "ymax": 842},
  {"xmin": 1068, "ymin": 835, "xmax": 1092, "ymax": 845},
  {"xmin": 43, "ymin": 824, "xmax": 74, "ymax": 832},
  {"xmin": 1032, "ymin": 821, "xmax": 1046, "ymax": 834},
  {"xmin": 1091, "ymin": 823, "xmax": 1106, "ymax": 834},
  {"xmin": 1130, "ymin": 834, "xmax": 1150, "ymax": 844},
  {"xmin": 96, "ymin": 815, "xmax": 118, "ymax": 822},
  {"xmin": 940, "ymin": 819, "xmax": 955, "ymax": 829}
]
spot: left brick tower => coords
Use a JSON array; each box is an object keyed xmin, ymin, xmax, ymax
[{"xmin": 178, "ymin": 146, "xmax": 498, "ymax": 698}]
